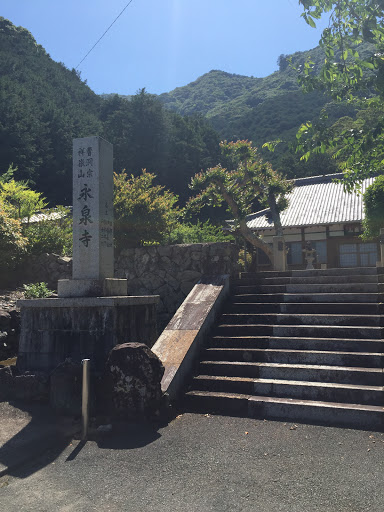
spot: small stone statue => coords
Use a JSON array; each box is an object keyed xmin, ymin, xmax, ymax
[{"xmin": 303, "ymin": 241, "xmax": 316, "ymax": 270}]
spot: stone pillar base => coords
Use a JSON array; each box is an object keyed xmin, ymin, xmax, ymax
[
  {"xmin": 58, "ymin": 278, "xmax": 127, "ymax": 297},
  {"xmin": 16, "ymin": 295, "xmax": 159, "ymax": 373}
]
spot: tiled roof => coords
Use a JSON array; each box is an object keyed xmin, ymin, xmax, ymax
[{"xmin": 246, "ymin": 173, "xmax": 377, "ymax": 230}]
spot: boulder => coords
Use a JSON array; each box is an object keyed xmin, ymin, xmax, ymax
[{"xmin": 101, "ymin": 342, "xmax": 164, "ymax": 419}]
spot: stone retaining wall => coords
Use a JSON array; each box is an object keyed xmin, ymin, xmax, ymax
[
  {"xmin": 115, "ymin": 242, "xmax": 239, "ymax": 327},
  {"xmin": 17, "ymin": 242, "xmax": 240, "ymax": 328},
  {"xmin": 20, "ymin": 253, "xmax": 72, "ymax": 288}
]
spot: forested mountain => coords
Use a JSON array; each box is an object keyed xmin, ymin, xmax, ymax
[
  {"xmin": 159, "ymin": 48, "xmax": 328, "ymax": 143},
  {"xmin": 0, "ymin": 18, "xmax": 220, "ymax": 205},
  {"xmin": 0, "ymin": 18, "xmax": 365, "ymax": 207},
  {"xmin": 0, "ymin": 17, "xmax": 102, "ymax": 204}
]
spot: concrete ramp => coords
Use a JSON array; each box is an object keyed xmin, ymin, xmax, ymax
[{"xmin": 152, "ymin": 275, "xmax": 230, "ymax": 401}]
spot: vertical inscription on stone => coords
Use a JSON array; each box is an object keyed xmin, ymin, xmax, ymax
[{"xmin": 72, "ymin": 137, "xmax": 114, "ymax": 280}]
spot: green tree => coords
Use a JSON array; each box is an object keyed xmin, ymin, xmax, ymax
[
  {"xmin": 0, "ymin": 17, "xmax": 102, "ymax": 205},
  {"xmin": 361, "ymin": 175, "xmax": 384, "ymax": 239},
  {"xmin": 296, "ymin": 0, "xmax": 384, "ymax": 188},
  {"xmin": 0, "ymin": 200, "xmax": 27, "ymax": 274},
  {"xmin": 0, "ymin": 179, "xmax": 47, "ymax": 221},
  {"xmin": 23, "ymin": 206, "xmax": 72, "ymax": 256},
  {"xmin": 187, "ymin": 140, "xmax": 292, "ymax": 260},
  {"xmin": 102, "ymin": 90, "xmax": 220, "ymax": 204},
  {"xmin": 113, "ymin": 170, "xmax": 180, "ymax": 252}
]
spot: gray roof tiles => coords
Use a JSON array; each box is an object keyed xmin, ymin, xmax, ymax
[{"xmin": 246, "ymin": 173, "xmax": 376, "ymax": 230}]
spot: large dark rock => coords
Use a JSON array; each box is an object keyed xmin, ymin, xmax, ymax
[{"xmin": 101, "ymin": 343, "xmax": 164, "ymax": 419}]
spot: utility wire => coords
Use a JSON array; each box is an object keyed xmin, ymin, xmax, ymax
[{"xmin": 76, "ymin": 0, "xmax": 135, "ymax": 69}]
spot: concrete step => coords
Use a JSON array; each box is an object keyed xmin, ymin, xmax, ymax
[
  {"xmin": 184, "ymin": 266, "xmax": 384, "ymax": 428},
  {"xmin": 234, "ymin": 275, "xmax": 379, "ymax": 286},
  {"xmin": 220, "ymin": 313, "xmax": 383, "ymax": 327},
  {"xmin": 241, "ymin": 267, "xmax": 379, "ymax": 278},
  {"xmin": 203, "ymin": 347, "xmax": 384, "ymax": 367},
  {"xmin": 191, "ymin": 375, "xmax": 384, "ymax": 405},
  {"xmin": 233, "ymin": 293, "xmax": 380, "ymax": 303},
  {"xmin": 185, "ymin": 390, "xmax": 250, "ymax": 416},
  {"xmin": 273, "ymin": 324, "xmax": 383, "ymax": 339},
  {"xmin": 241, "ymin": 271, "xmax": 292, "ymax": 279},
  {"xmin": 210, "ymin": 336, "xmax": 384, "ymax": 353},
  {"xmin": 215, "ymin": 324, "xmax": 273, "ymax": 336},
  {"xmin": 215, "ymin": 324, "xmax": 383, "ymax": 339},
  {"xmin": 233, "ymin": 294, "xmax": 284, "ymax": 303},
  {"xmin": 227, "ymin": 302, "xmax": 382, "ymax": 315},
  {"xmin": 234, "ymin": 283, "xmax": 381, "ymax": 294},
  {"xmin": 184, "ymin": 391, "xmax": 384, "ymax": 429},
  {"xmin": 199, "ymin": 361, "xmax": 384, "ymax": 385}
]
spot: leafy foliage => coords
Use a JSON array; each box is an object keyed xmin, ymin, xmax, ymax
[
  {"xmin": 0, "ymin": 172, "xmax": 71, "ymax": 256},
  {"xmin": 187, "ymin": 141, "xmax": 292, "ymax": 257},
  {"xmin": 22, "ymin": 206, "xmax": 72, "ymax": 256},
  {"xmin": 0, "ymin": 200, "xmax": 26, "ymax": 272},
  {"xmin": 295, "ymin": 1, "xmax": 384, "ymax": 186},
  {"xmin": 23, "ymin": 282, "xmax": 53, "ymax": 299},
  {"xmin": 113, "ymin": 170, "xmax": 180, "ymax": 251},
  {"xmin": 101, "ymin": 90, "xmax": 220, "ymax": 203},
  {"xmin": 361, "ymin": 175, "xmax": 384, "ymax": 240},
  {"xmin": 163, "ymin": 220, "xmax": 234, "ymax": 245},
  {"xmin": 0, "ymin": 179, "xmax": 47, "ymax": 220},
  {"xmin": 0, "ymin": 17, "xmax": 102, "ymax": 204}
]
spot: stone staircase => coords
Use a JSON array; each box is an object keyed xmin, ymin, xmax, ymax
[{"xmin": 185, "ymin": 268, "xmax": 384, "ymax": 429}]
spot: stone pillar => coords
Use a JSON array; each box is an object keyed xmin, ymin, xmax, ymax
[
  {"xmin": 17, "ymin": 136, "xmax": 159, "ymax": 375},
  {"xmin": 72, "ymin": 136, "xmax": 113, "ymax": 280},
  {"xmin": 272, "ymin": 235, "xmax": 286, "ymax": 272},
  {"xmin": 58, "ymin": 136, "xmax": 127, "ymax": 297}
]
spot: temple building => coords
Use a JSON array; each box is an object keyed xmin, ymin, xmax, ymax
[{"xmin": 246, "ymin": 173, "xmax": 378, "ymax": 269}]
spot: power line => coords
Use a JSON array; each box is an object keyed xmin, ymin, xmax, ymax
[{"xmin": 76, "ymin": 0, "xmax": 135, "ymax": 69}]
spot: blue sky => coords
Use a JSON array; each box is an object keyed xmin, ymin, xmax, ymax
[{"xmin": 1, "ymin": 1, "xmax": 329, "ymax": 96}]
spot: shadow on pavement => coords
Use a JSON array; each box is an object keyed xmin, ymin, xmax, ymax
[
  {"xmin": 96, "ymin": 421, "xmax": 162, "ymax": 450},
  {"xmin": 1, "ymin": 402, "xmax": 168, "ymax": 478},
  {"xmin": 0, "ymin": 400, "xmax": 77, "ymax": 479}
]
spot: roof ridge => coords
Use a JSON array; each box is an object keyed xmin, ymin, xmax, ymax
[{"xmin": 293, "ymin": 173, "xmax": 344, "ymax": 187}]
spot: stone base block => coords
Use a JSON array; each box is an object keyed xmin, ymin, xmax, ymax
[
  {"xmin": 17, "ymin": 295, "xmax": 159, "ymax": 373},
  {"xmin": 58, "ymin": 278, "xmax": 128, "ymax": 297}
]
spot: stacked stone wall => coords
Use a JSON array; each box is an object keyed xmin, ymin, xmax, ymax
[
  {"xmin": 15, "ymin": 242, "xmax": 239, "ymax": 328},
  {"xmin": 20, "ymin": 253, "xmax": 72, "ymax": 289},
  {"xmin": 115, "ymin": 242, "xmax": 239, "ymax": 327}
]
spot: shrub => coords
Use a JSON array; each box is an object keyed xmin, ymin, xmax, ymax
[
  {"xmin": 114, "ymin": 170, "xmax": 180, "ymax": 251},
  {"xmin": 23, "ymin": 206, "xmax": 72, "ymax": 256},
  {"xmin": 163, "ymin": 220, "xmax": 234, "ymax": 245},
  {"xmin": 0, "ymin": 201, "xmax": 27, "ymax": 272},
  {"xmin": 362, "ymin": 176, "xmax": 384, "ymax": 240},
  {"xmin": 0, "ymin": 179, "xmax": 47, "ymax": 221},
  {"xmin": 23, "ymin": 282, "xmax": 53, "ymax": 299}
]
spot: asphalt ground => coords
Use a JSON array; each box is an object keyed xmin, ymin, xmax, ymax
[{"xmin": 1, "ymin": 413, "xmax": 384, "ymax": 512}]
